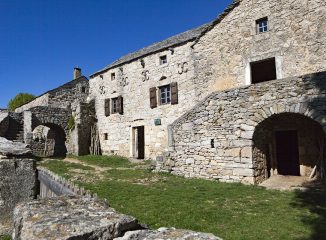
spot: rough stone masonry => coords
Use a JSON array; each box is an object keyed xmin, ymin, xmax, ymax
[{"xmin": 0, "ymin": 137, "xmax": 37, "ymax": 234}]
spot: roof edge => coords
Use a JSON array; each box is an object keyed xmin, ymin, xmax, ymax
[
  {"xmin": 191, "ymin": 0, "xmax": 241, "ymax": 48},
  {"xmin": 89, "ymin": 38, "xmax": 198, "ymax": 78}
]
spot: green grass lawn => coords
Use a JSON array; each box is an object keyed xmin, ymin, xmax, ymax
[
  {"xmin": 40, "ymin": 155, "xmax": 326, "ymax": 240},
  {"xmin": 0, "ymin": 235, "xmax": 11, "ymax": 240}
]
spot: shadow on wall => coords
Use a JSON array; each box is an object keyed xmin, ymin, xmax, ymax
[{"xmin": 294, "ymin": 72, "xmax": 326, "ymax": 239}]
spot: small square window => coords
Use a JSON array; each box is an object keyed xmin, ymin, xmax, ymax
[
  {"xmin": 159, "ymin": 85, "xmax": 171, "ymax": 105},
  {"xmin": 111, "ymin": 72, "xmax": 116, "ymax": 80},
  {"xmin": 256, "ymin": 17, "xmax": 268, "ymax": 34},
  {"xmin": 104, "ymin": 133, "xmax": 108, "ymax": 140},
  {"xmin": 160, "ymin": 55, "xmax": 167, "ymax": 65},
  {"xmin": 112, "ymin": 97, "xmax": 118, "ymax": 113}
]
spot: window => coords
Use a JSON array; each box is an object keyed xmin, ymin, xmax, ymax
[
  {"xmin": 256, "ymin": 17, "xmax": 268, "ymax": 33},
  {"xmin": 81, "ymin": 87, "xmax": 86, "ymax": 93},
  {"xmin": 160, "ymin": 55, "xmax": 167, "ymax": 65},
  {"xmin": 250, "ymin": 58, "xmax": 277, "ymax": 84},
  {"xmin": 112, "ymin": 97, "xmax": 118, "ymax": 113},
  {"xmin": 111, "ymin": 72, "xmax": 116, "ymax": 80},
  {"xmin": 104, "ymin": 133, "xmax": 108, "ymax": 140},
  {"xmin": 159, "ymin": 85, "xmax": 171, "ymax": 105},
  {"xmin": 104, "ymin": 99, "xmax": 110, "ymax": 116}
]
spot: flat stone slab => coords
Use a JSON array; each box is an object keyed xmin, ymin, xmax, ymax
[
  {"xmin": 117, "ymin": 228, "xmax": 222, "ymax": 240},
  {"xmin": 12, "ymin": 196, "xmax": 142, "ymax": 240},
  {"xmin": 0, "ymin": 137, "xmax": 31, "ymax": 157}
]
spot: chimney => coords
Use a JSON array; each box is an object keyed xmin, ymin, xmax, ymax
[{"xmin": 74, "ymin": 67, "xmax": 81, "ymax": 79}]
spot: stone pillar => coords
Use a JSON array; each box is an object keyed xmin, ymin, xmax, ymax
[{"xmin": 23, "ymin": 111, "xmax": 32, "ymax": 144}]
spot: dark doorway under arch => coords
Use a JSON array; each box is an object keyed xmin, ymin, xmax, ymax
[
  {"xmin": 31, "ymin": 123, "xmax": 67, "ymax": 157},
  {"xmin": 253, "ymin": 113, "xmax": 325, "ymax": 184}
]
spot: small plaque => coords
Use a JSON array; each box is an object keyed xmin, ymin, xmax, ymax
[{"xmin": 154, "ymin": 119, "xmax": 161, "ymax": 126}]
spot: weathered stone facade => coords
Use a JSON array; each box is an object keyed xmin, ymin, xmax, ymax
[
  {"xmin": 192, "ymin": 0, "xmax": 326, "ymax": 98},
  {"xmin": 15, "ymin": 76, "xmax": 89, "ymax": 113},
  {"xmin": 5, "ymin": 71, "xmax": 90, "ymax": 157},
  {"xmin": 89, "ymin": 42, "xmax": 200, "ymax": 159},
  {"xmin": 162, "ymin": 72, "xmax": 326, "ymax": 184},
  {"xmin": 88, "ymin": 0, "xmax": 326, "ymax": 172}
]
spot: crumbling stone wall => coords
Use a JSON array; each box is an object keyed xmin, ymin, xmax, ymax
[
  {"xmin": 192, "ymin": 0, "xmax": 326, "ymax": 99},
  {"xmin": 0, "ymin": 159, "xmax": 37, "ymax": 232},
  {"xmin": 162, "ymin": 72, "xmax": 326, "ymax": 184}
]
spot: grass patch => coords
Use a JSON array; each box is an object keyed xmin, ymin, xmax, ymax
[
  {"xmin": 0, "ymin": 235, "xmax": 11, "ymax": 240},
  {"xmin": 39, "ymin": 160, "xmax": 94, "ymax": 179},
  {"xmin": 69, "ymin": 155, "xmax": 134, "ymax": 168},
  {"xmin": 41, "ymin": 155, "xmax": 326, "ymax": 240}
]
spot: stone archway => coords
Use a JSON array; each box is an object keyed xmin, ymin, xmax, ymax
[
  {"xmin": 253, "ymin": 112, "xmax": 325, "ymax": 184},
  {"xmin": 31, "ymin": 123, "xmax": 67, "ymax": 157}
]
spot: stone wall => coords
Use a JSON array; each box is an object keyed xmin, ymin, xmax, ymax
[
  {"xmin": 89, "ymin": 42, "xmax": 199, "ymax": 159},
  {"xmin": 15, "ymin": 77, "xmax": 89, "ymax": 113},
  {"xmin": 0, "ymin": 158, "xmax": 37, "ymax": 233},
  {"xmin": 15, "ymin": 94, "xmax": 49, "ymax": 113},
  {"xmin": 162, "ymin": 72, "xmax": 326, "ymax": 184},
  {"xmin": 192, "ymin": 0, "xmax": 326, "ymax": 99},
  {"xmin": 0, "ymin": 110, "xmax": 9, "ymax": 137},
  {"xmin": 88, "ymin": 0, "xmax": 326, "ymax": 160}
]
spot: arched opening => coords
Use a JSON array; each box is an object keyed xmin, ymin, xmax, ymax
[
  {"xmin": 253, "ymin": 113, "xmax": 325, "ymax": 184},
  {"xmin": 31, "ymin": 123, "xmax": 67, "ymax": 157}
]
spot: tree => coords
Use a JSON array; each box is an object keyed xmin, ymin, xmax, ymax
[{"xmin": 8, "ymin": 93, "xmax": 36, "ymax": 111}]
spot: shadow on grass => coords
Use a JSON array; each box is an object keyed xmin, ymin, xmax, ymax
[{"xmin": 292, "ymin": 181, "xmax": 326, "ymax": 240}]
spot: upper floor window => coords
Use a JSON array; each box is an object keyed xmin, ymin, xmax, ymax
[
  {"xmin": 250, "ymin": 58, "xmax": 276, "ymax": 84},
  {"xmin": 256, "ymin": 17, "xmax": 268, "ymax": 34},
  {"xmin": 111, "ymin": 72, "xmax": 116, "ymax": 80},
  {"xmin": 81, "ymin": 87, "xmax": 86, "ymax": 93},
  {"xmin": 160, "ymin": 55, "xmax": 167, "ymax": 65},
  {"xmin": 112, "ymin": 97, "xmax": 118, "ymax": 113},
  {"xmin": 159, "ymin": 85, "xmax": 171, "ymax": 105}
]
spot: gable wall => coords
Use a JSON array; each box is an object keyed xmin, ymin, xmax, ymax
[{"xmin": 193, "ymin": 0, "xmax": 326, "ymax": 100}]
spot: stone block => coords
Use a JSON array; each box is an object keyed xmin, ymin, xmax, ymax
[
  {"xmin": 116, "ymin": 228, "xmax": 222, "ymax": 240},
  {"xmin": 13, "ymin": 196, "xmax": 142, "ymax": 240}
]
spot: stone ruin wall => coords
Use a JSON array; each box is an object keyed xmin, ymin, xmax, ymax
[
  {"xmin": 89, "ymin": 42, "xmax": 200, "ymax": 159},
  {"xmin": 163, "ymin": 72, "xmax": 326, "ymax": 184},
  {"xmin": 0, "ymin": 158, "xmax": 37, "ymax": 233},
  {"xmin": 192, "ymin": 0, "xmax": 326, "ymax": 100}
]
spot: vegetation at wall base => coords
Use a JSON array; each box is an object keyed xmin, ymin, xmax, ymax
[
  {"xmin": 40, "ymin": 155, "xmax": 326, "ymax": 240},
  {"xmin": 7, "ymin": 93, "xmax": 36, "ymax": 111},
  {"xmin": 0, "ymin": 235, "xmax": 11, "ymax": 240}
]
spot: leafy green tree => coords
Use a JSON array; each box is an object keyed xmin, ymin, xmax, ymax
[{"xmin": 8, "ymin": 93, "xmax": 36, "ymax": 111}]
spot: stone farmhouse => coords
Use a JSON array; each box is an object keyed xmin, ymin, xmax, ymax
[{"xmin": 1, "ymin": 0, "xmax": 326, "ymax": 185}]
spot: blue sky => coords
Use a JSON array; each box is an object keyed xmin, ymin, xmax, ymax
[{"xmin": 0, "ymin": 0, "xmax": 233, "ymax": 108}]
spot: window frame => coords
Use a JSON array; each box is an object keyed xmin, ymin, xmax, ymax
[
  {"xmin": 159, "ymin": 55, "xmax": 168, "ymax": 65},
  {"xmin": 111, "ymin": 72, "xmax": 116, "ymax": 81},
  {"xmin": 256, "ymin": 17, "xmax": 268, "ymax": 34},
  {"xmin": 159, "ymin": 85, "xmax": 171, "ymax": 105},
  {"xmin": 111, "ymin": 97, "xmax": 119, "ymax": 114}
]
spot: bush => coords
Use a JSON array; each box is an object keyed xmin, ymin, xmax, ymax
[
  {"xmin": 8, "ymin": 93, "xmax": 36, "ymax": 111},
  {"xmin": 68, "ymin": 115, "xmax": 75, "ymax": 130}
]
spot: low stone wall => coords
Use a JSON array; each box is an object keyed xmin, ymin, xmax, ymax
[
  {"xmin": 161, "ymin": 71, "xmax": 326, "ymax": 184},
  {"xmin": 0, "ymin": 158, "xmax": 37, "ymax": 233}
]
